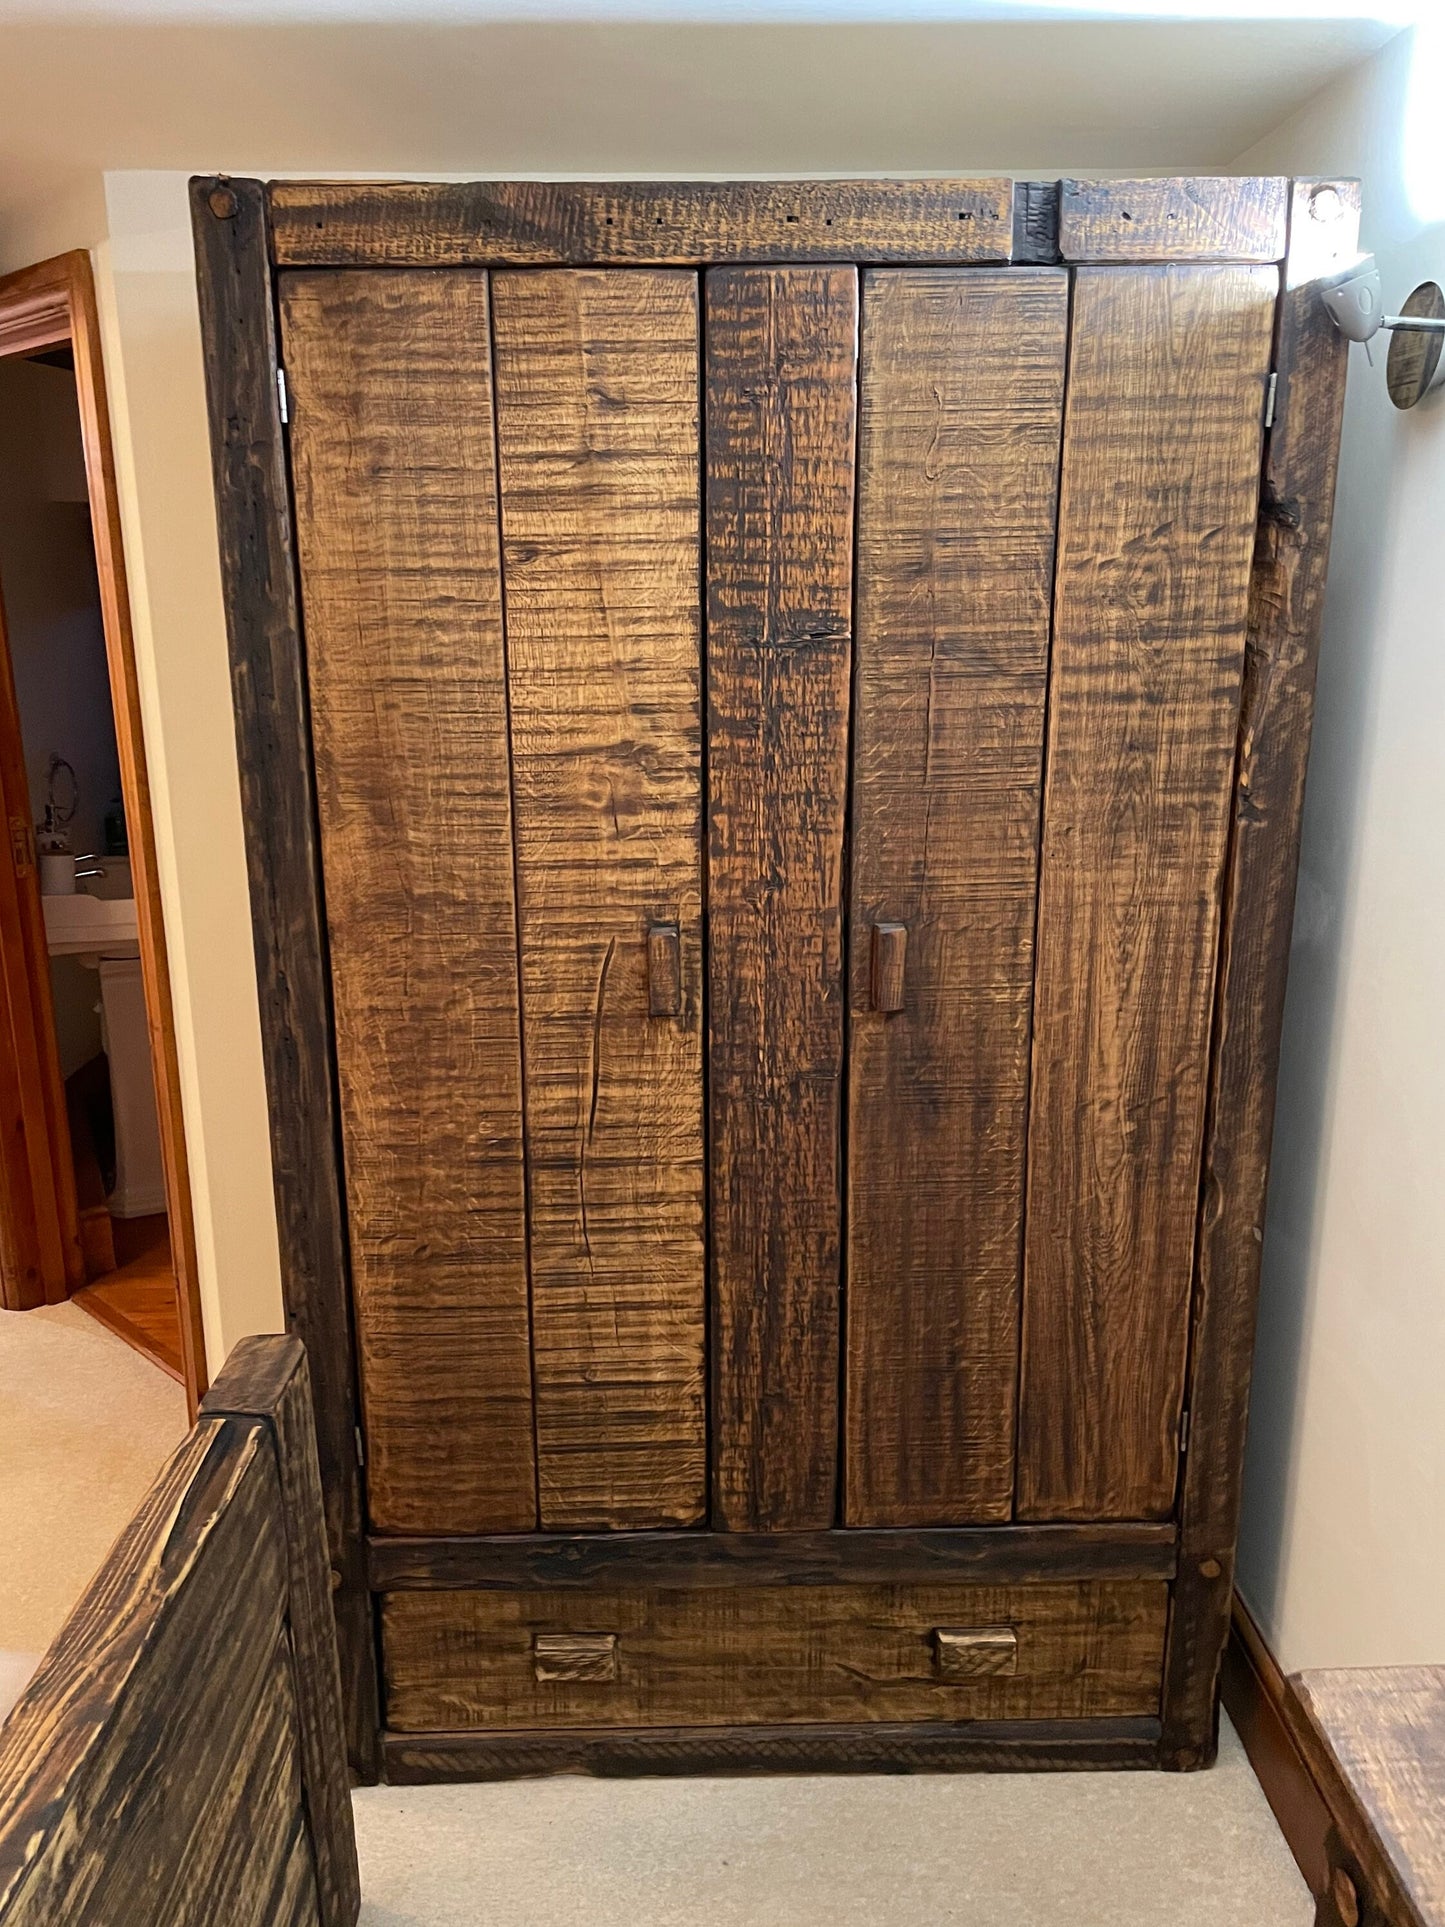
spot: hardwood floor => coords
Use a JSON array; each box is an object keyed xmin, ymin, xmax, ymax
[{"xmin": 73, "ymin": 1215, "xmax": 183, "ymax": 1381}]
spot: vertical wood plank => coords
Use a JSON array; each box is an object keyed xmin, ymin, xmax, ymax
[
  {"xmin": 1161, "ymin": 180, "xmax": 1360, "ymax": 1768},
  {"xmin": 201, "ymin": 1336, "xmax": 360, "ymax": 1926},
  {"xmin": 492, "ymin": 268, "xmax": 706, "ymax": 1531},
  {"xmin": 189, "ymin": 176, "xmax": 379, "ymax": 1780},
  {"xmin": 1017, "ymin": 263, "xmax": 1278, "ymax": 1522},
  {"xmin": 281, "ymin": 267, "xmax": 536, "ymax": 1535},
  {"xmin": 845, "ymin": 268, "xmax": 1067, "ymax": 1527},
  {"xmin": 706, "ymin": 265, "xmax": 857, "ymax": 1532}
]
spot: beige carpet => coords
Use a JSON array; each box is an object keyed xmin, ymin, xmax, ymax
[
  {"xmin": 0, "ymin": 1300, "xmax": 188, "ymax": 1719},
  {"xmin": 0, "ymin": 1303, "xmax": 1308, "ymax": 1923},
  {"xmin": 353, "ymin": 1713, "xmax": 1311, "ymax": 1926}
]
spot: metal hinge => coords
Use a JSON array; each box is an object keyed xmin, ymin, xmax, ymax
[
  {"xmin": 276, "ymin": 365, "xmax": 290, "ymax": 425},
  {"xmin": 1178, "ymin": 1409, "xmax": 1191, "ymax": 1457},
  {"xmin": 1263, "ymin": 371, "xmax": 1278, "ymax": 430},
  {"xmin": 354, "ymin": 1425, "xmax": 365, "ymax": 1468}
]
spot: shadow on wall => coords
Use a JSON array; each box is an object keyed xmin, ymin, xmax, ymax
[{"xmin": 1237, "ymin": 21, "xmax": 1445, "ymax": 1663}]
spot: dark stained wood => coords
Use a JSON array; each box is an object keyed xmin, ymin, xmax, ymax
[
  {"xmin": 201, "ymin": 1336, "xmax": 361, "ymax": 1927},
  {"xmin": 0, "ymin": 1402, "xmax": 354, "ymax": 1927},
  {"xmin": 1298, "ymin": 1668, "xmax": 1445, "ymax": 1927},
  {"xmin": 280, "ymin": 266, "xmax": 535, "ymax": 1536},
  {"xmin": 268, "ymin": 178, "xmax": 1016, "ymax": 268},
  {"xmin": 1060, "ymin": 178, "xmax": 1290, "ymax": 262},
  {"xmin": 1017, "ymin": 263, "xmax": 1278, "ymax": 1522},
  {"xmin": 1161, "ymin": 180, "xmax": 1361, "ymax": 1768},
  {"xmin": 383, "ymin": 1716, "xmax": 1162, "ymax": 1781},
  {"xmin": 845, "ymin": 267, "xmax": 1066, "ymax": 1528},
  {"xmin": 492, "ymin": 267, "xmax": 705, "ymax": 1531},
  {"xmin": 1221, "ymin": 1595, "xmax": 1333, "ymax": 1896},
  {"xmin": 382, "ymin": 1579, "xmax": 1168, "ymax": 1730},
  {"xmin": 1012, "ymin": 180, "xmax": 1061, "ymax": 264},
  {"xmin": 189, "ymin": 175, "xmax": 379, "ymax": 1779},
  {"xmin": 1223, "ymin": 1595, "xmax": 1445, "ymax": 1925},
  {"xmin": 367, "ymin": 1520, "xmax": 1178, "ymax": 1590},
  {"xmin": 706, "ymin": 265, "xmax": 858, "ymax": 1532}
]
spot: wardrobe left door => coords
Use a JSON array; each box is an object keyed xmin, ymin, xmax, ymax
[{"xmin": 280, "ymin": 270, "xmax": 537, "ymax": 1536}]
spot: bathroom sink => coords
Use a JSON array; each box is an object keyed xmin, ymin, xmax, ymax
[{"xmin": 43, "ymin": 891, "xmax": 139, "ymax": 957}]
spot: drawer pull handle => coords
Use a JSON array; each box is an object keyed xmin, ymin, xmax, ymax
[
  {"xmin": 647, "ymin": 923, "xmax": 682, "ymax": 1018},
  {"xmin": 871, "ymin": 922, "xmax": 907, "ymax": 1012},
  {"xmin": 933, "ymin": 1627, "xmax": 1018, "ymax": 1679},
  {"xmin": 533, "ymin": 1632, "xmax": 618, "ymax": 1683}
]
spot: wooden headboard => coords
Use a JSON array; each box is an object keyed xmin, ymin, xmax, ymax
[{"xmin": 0, "ymin": 1336, "xmax": 361, "ymax": 1926}]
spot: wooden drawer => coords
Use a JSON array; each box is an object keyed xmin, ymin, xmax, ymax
[{"xmin": 382, "ymin": 1581, "xmax": 1167, "ymax": 1731}]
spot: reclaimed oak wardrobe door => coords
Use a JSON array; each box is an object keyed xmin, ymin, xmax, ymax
[
  {"xmin": 706, "ymin": 266, "xmax": 858, "ymax": 1532},
  {"xmin": 845, "ymin": 268, "xmax": 1067, "ymax": 1528},
  {"xmin": 1018, "ymin": 264, "xmax": 1279, "ymax": 1521},
  {"xmin": 280, "ymin": 271, "xmax": 536, "ymax": 1534},
  {"xmin": 491, "ymin": 269, "xmax": 707, "ymax": 1531}
]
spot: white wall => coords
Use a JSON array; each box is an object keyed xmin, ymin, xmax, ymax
[
  {"xmin": 1232, "ymin": 26, "xmax": 1445, "ymax": 1671},
  {"xmin": 93, "ymin": 174, "xmax": 286, "ymax": 1360}
]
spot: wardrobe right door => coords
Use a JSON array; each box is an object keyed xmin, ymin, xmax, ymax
[{"xmin": 846, "ymin": 261, "xmax": 1280, "ymax": 1529}]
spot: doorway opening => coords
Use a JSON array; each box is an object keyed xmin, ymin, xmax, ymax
[{"xmin": 0, "ymin": 251, "xmax": 205, "ymax": 1416}]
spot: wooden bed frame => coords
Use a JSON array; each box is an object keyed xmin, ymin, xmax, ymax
[{"xmin": 0, "ymin": 1336, "xmax": 360, "ymax": 1927}]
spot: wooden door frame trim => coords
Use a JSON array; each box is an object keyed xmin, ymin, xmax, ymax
[
  {"xmin": 0, "ymin": 249, "xmax": 208, "ymax": 1419},
  {"xmin": 189, "ymin": 176, "xmax": 382, "ymax": 1783},
  {"xmin": 1159, "ymin": 179, "xmax": 1359, "ymax": 1769},
  {"xmin": 191, "ymin": 172, "xmax": 1340, "ymax": 1778},
  {"xmin": 0, "ymin": 585, "xmax": 80, "ymax": 1305}
]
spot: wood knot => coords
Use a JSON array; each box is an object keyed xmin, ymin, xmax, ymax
[
  {"xmin": 208, "ymin": 186, "xmax": 239, "ymax": 220},
  {"xmin": 1199, "ymin": 1557, "xmax": 1223, "ymax": 1581}
]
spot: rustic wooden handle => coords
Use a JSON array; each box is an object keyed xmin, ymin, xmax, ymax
[
  {"xmin": 932, "ymin": 1626, "xmax": 1018, "ymax": 1679},
  {"xmin": 533, "ymin": 1632, "xmax": 619, "ymax": 1683},
  {"xmin": 647, "ymin": 923, "xmax": 682, "ymax": 1017},
  {"xmin": 871, "ymin": 922, "xmax": 907, "ymax": 1012}
]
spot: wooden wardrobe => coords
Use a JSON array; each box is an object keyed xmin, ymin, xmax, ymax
[{"xmin": 193, "ymin": 174, "xmax": 1356, "ymax": 1782}]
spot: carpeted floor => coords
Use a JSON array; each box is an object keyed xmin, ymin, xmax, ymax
[
  {"xmin": 0, "ymin": 1301, "xmax": 1311, "ymax": 1924},
  {"xmin": 0, "ymin": 1299, "xmax": 188, "ymax": 1719},
  {"xmin": 352, "ymin": 1712, "xmax": 1311, "ymax": 1926}
]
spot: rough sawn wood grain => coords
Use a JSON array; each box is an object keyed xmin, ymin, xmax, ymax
[
  {"xmin": 1018, "ymin": 262, "xmax": 1278, "ymax": 1522},
  {"xmin": 845, "ymin": 266, "xmax": 1067, "ymax": 1528},
  {"xmin": 281, "ymin": 267, "xmax": 537, "ymax": 1536},
  {"xmin": 706, "ymin": 264, "xmax": 858, "ymax": 1531},
  {"xmin": 492, "ymin": 267, "xmax": 707, "ymax": 1531}
]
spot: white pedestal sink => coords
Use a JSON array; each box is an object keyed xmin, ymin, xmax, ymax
[{"xmin": 42, "ymin": 886, "xmax": 166, "ymax": 1220}]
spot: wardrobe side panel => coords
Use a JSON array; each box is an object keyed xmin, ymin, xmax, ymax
[
  {"xmin": 492, "ymin": 268, "xmax": 707, "ymax": 1532},
  {"xmin": 846, "ymin": 267, "xmax": 1067, "ymax": 1527},
  {"xmin": 279, "ymin": 269, "xmax": 536, "ymax": 1534},
  {"xmin": 1018, "ymin": 264, "xmax": 1278, "ymax": 1521}
]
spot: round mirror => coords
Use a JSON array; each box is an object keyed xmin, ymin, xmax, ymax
[{"xmin": 1386, "ymin": 281, "xmax": 1445, "ymax": 409}]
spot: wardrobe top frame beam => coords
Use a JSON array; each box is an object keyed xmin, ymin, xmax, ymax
[{"xmin": 250, "ymin": 175, "xmax": 1293, "ymax": 269}]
